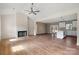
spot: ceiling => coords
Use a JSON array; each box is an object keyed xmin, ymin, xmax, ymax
[
  {"xmin": 39, "ymin": 14, "xmax": 77, "ymax": 23},
  {"xmin": 0, "ymin": 3, "xmax": 79, "ymax": 23}
]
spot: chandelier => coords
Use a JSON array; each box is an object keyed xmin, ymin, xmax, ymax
[{"xmin": 25, "ymin": 3, "xmax": 40, "ymax": 15}]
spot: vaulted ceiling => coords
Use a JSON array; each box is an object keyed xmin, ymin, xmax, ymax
[{"xmin": 0, "ymin": 3, "xmax": 79, "ymax": 23}]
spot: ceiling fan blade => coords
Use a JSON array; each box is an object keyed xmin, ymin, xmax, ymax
[
  {"xmin": 28, "ymin": 12, "xmax": 32, "ymax": 14},
  {"xmin": 33, "ymin": 12, "xmax": 37, "ymax": 15},
  {"xmin": 34, "ymin": 10, "xmax": 40, "ymax": 12},
  {"xmin": 34, "ymin": 13, "xmax": 37, "ymax": 15},
  {"xmin": 31, "ymin": 7, "xmax": 33, "ymax": 12},
  {"xmin": 27, "ymin": 11, "xmax": 36, "ymax": 15}
]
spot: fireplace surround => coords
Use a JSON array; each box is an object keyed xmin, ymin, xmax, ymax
[{"xmin": 18, "ymin": 31, "xmax": 27, "ymax": 37}]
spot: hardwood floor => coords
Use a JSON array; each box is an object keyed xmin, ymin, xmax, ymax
[{"xmin": 0, "ymin": 34, "xmax": 79, "ymax": 55}]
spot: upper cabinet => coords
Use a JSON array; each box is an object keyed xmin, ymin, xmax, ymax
[
  {"xmin": 66, "ymin": 23, "xmax": 72, "ymax": 30},
  {"xmin": 72, "ymin": 21, "xmax": 77, "ymax": 27},
  {"xmin": 59, "ymin": 22, "xmax": 65, "ymax": 28}
]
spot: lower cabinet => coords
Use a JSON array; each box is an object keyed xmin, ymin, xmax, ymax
[{"xmin": 66, "ymin": 31, "xmax": 77, "ymax": 36}]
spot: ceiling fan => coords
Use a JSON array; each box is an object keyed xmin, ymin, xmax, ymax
[{"xmin": 25, "ymin": 3, "xmax": 40, "ymax": 15}]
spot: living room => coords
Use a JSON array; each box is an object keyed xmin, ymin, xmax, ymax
[{"xmin": 0, "ymin": 3, "xmax": 79, "ymax": 55}]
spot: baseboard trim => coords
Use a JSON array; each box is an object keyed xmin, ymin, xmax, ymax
[
  {"xmin": 77, "ymin": 43, "xmax": 79, "ymax": 46},
  {"xmin": 36, "ymin": 33, "xmax": 49, "ymax": 35},
  {"xmin": 64, "ymin": 35, "xmax": 77, "ymax": 39}
]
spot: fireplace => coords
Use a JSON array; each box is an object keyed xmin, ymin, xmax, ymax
[{"xmin": 18, "ymin": 31, "xmax": 27, "ymax": 37}]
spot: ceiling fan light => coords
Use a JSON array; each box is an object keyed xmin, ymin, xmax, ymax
[{"xmin": 25, "ymin": 3, "xmax": 40, "ymax": 15}]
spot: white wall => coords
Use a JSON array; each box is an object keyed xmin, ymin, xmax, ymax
[
  {"xmin": 34, "ymin": 22, "xmax": 37, "ymax": 36},
  {"xmin": 1, "ymin": 12, "xmax": 28, "ymax": 39},
  {"xmin": 16, "ymin": 13, "xmax": 27, "ymax": 31},
  {"xmin": 36, "ymin": 22, "xmax": 46, "ymax": 34},
  {"xmin": 0, "ymin": 16, "xmax": 1, "ymax": 40},
  {"xmin": 28, "ymin": 17, "xmax": 35, "ymax": 35},
  {"xmin": 77, "ymin": 13, "xmax": 79, "ymax": 45},
  {"xmin": 1, "ymin": 14, "xmax": 17, "ymax": 39},
  {"xmin": 46, "ymin": 24, "xmax": 50, "ymax": 33}
]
